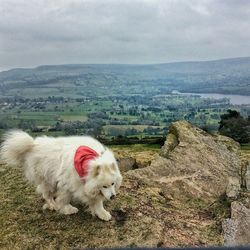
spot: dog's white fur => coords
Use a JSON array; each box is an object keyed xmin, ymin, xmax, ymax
[{"xmin": 0, "ymin": 131, "xmax": 122, "ymax": 221}]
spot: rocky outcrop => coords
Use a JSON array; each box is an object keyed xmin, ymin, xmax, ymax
[
  {"xmin": 128, "ymin": 121, "xmax": 241, "ymax": 201},
  {"xmin": 0, "ymin": 121, "xmax": 246, "ymax": 248},
  {"xmin": 113, "ymin": 121, "xmax": 242, "ymax": 247}
]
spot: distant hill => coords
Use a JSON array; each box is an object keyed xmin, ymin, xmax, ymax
[{"xmin": 0, "ymin": 57, "xmax": 250, "ymax": 98}]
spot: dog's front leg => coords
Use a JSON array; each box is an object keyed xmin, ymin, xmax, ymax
[{"xmin": 89, "ymin": 199, "xmax": 112, "ymax": 221}]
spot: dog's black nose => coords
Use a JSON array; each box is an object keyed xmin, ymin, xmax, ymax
[{"xmin": 110, "ymin": 195, "xmax": 115, "ymax": 200}]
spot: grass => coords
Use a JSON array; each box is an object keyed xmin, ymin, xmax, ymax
[
  {"xmin": 60, "ymin": 114, "xmax": 87, "ymax": 122},
  {"xmin": 1, "ymin": 92, "xmax": 247, "ymax": 139},
  {"xmin": 111, "ymin": 143, "xmax": 161, "ymax": 152},
  {"xmin": 0, "ymin": 144, "xmax": 160, "ymax": 249},
  {"xmin": 241, "ymin": 144, "xmax": 250, "ymax": 151},
  {"xmin": 0, "ymin": 165, "xmax": 126, "ymax": 249}
]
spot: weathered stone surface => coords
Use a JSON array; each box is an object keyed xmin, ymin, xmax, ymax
[
  {"xmin": 159, "ymin": 132, "xmax": 179, "ymax": 158},
  {"xmin": 128, "ymin": 121, "xmax": 241, "ymax": 201},
  {"xmin": 223, "ymin": 201, "xmax": 250, "ymax": 246}
]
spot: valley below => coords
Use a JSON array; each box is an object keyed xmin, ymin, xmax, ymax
[{"xmin": 0, "ymin": 57, "xmax": 249, "ymax": 139}]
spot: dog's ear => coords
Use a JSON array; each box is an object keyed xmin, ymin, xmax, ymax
[
  {"xmin": 111, "ymin": 163, "xmax": 117, "ymax": 171},
  {"xmin": 115, "ymin": 174, "xmax": 123, "ymax": 192},
  {"xmin": 92, "ymin": 165, "xmax": 101, "ymax": 178}
]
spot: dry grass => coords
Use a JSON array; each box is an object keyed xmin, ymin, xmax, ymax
[
  {"xmin": 0, "ymin": 145, "xmax": 242, "ymax": 249},
  {"xmin": 0, "ymin": 165, "xmax": 144, "ymax": 249},
  {"xmin": 241, "ymin": 144, "xmax": 250, "ymax": 163},
  {"xmin": 0, "ymin": 145, "xmax": 160, "ymax": 249}
]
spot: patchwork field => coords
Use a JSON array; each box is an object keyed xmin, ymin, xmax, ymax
[{"xmin": 1, "ymin": 93, "xmax": 248, "ymax": 139}]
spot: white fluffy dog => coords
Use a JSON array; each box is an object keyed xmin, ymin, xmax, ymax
[{"xmin": 0, "ymin": 131, "xmax": 122, "ymax": 221}]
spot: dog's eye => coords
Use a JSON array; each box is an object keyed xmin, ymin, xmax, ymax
[
  {"xmin": 103, "ymin": 185, "xmax": 107, "ymax": 188},
  {"xmin": 112, "ymin": 183, "xmax": 114, "ymax": 185}
]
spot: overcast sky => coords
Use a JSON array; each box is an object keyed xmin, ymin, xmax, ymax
[{"xmin": 0, "ymin": 0, "xmax": 250, "ymax": 71}]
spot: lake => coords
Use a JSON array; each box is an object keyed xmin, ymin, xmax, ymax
[{"xmin": 172, "ymin": 91, "xmax": 250, "ymax": 105}]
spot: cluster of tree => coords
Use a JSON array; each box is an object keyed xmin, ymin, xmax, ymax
[
  {"xmin": 87, "ymin": 111, "xmax": 109, "ymax": 120},
  {"xmin": 143, "ymin": 126, "xmax": 168, "ymax": 135},
  {"xmin": 46, "ymin": 116, "xmax": 106, "ymax": 137},
  {"xmin": 106, "ymin": 127, "xmax": 139, "ymax": 137},
  {"xmin": 219, "ymin": 109, "xmax": 250, "ymax": 143},
  {"xmin": 0, "ymin": 121, "xmax": 8, "ymax": 129},
  {"xmin": 101, "ymin": 135, "xmax": 166, "ymax": 146},
  {"xmin": 18, "ymin": 120, "xmax": 37, "ymax": 131}
]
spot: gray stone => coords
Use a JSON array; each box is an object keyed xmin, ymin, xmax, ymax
[{"xmin": 223, "ymin": 201, "xmax": 250, "ymax": 246}]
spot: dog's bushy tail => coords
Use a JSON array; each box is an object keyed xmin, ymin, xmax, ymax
[{"xmin": 0, "ymin": 130, "xmax": 34, "ymax": 167}]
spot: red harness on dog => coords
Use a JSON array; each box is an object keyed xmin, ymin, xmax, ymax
[{"xmin": 74, "ymin": 146, "xmax": 99, "ymax": 178}]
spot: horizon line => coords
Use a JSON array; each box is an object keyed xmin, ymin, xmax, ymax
[{"xmin": 1, "ymin": 55, "xmax": 250, "ymax": 73}]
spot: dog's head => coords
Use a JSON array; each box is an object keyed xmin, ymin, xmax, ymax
[{"xmin": 84, "ymin": 149, "xmax": 122, "ymax": 200}]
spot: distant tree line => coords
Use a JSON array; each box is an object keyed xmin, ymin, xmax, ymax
[{"xmin": 219, "ymin": 109, "xmax": 250, "ymax": 143}]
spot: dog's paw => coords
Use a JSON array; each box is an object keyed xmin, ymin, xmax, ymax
[
  {"xmin": 43, "ymin": 203, "xmax": 49, "ymax": 210},
  {"xmin": 60, "ymin": 205, "xmax": 79, "ymax": 215},
  {"xmin": 98, "ymin": 211, "xmax": 112, "ymax": 221},
  {"xmin": 43, "ymin": 203, "xmax": 55, "ymax": 211}
]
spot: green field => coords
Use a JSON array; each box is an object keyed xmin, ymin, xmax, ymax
[
  {"xmin": 241, "ymin": 144, "xmax": 250, "ymax": 150},
  {"xmin": 0, "ymin": 91, "xmax": 249, "ymax": 139}
]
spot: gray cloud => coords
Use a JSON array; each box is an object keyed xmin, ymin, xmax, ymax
[{"xmin": 0, "ymin": 0, "xmax": 250, "ymax": 70}]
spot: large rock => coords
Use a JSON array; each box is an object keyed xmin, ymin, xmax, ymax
[
  {"xmin": 116, "ymin": 121, "xmax": 242, "ymax": 246},
  {"xmin": 128, "ymin": 121, "xmax": 241, "ymax": 201}
]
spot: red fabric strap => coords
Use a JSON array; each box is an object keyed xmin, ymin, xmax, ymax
[{"xmin": 74, "ymin": 146, "xmax": 99, "ymax": 178}]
